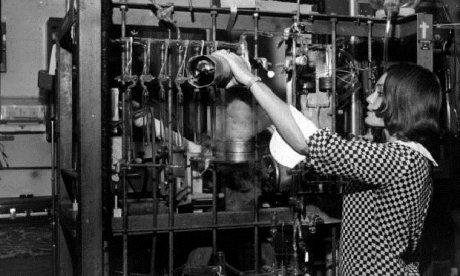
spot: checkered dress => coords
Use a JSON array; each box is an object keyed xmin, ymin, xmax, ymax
[{"xmin": 306, "ymin": 129, "xmax": 432, "ymax": 276}]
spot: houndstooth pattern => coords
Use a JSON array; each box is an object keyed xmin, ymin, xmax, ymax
[{"xmin": 306, "ymin": 129, "xmax": 432, "ymax": 276}]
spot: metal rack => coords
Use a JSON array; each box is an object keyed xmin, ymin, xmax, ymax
[{"xmin": 53, "ymin": 0, "xmax": 434, "ymax": 275}]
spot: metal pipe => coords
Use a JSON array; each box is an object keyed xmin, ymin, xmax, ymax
[
  {"xmin": 142, "ymin": 41, "xmax": 152, "ymax": 77},
  {"xmin": 104, "ymin": 241, "xmax": 110, "ymax": 276},
  {"xmin": 296, "ymin": 0, "xmax": 301, "ymax": 23},
  {"xmin": 211, "ymin": 8, "xmax": 217, "ymax": 47},
  {"xmin": 350, "ymin": 88, "xmax": 361, "ymax": 136},
  {"xmin": 331, "ymin": 227, "xmax": 337, "ymax": 276},
  {"xmin": 120, "ymin": 2, "xmax": 127, "ymax": 38},
  {"xmin": 445, "ymin": 66, "xmax": 452, "ymax": 123},
  {"xmin": 141, "ymin": 41, "xmax": 152, "ymax": 148},
  {"xmin": 167, "ymin": 29, "xmax": 175, "ymax": 276},
  {"xmin": 112, "ymin": 220, "xmax": 299, "ymax": 234},
  {"xmin": 149, "ymin": 110, "xmax": 158, "ymax": 275},
  {"xmin": 253, "ymin": 13, "xmax": 259, "ymax": 70},
  {"xmin": 331, "ymin": 18, "xmax": 337, "ymax": 132},
  {"xmin": 120, "ymin": 28, "xmax": 136, "ymax": 274},
  {"xmin": 115, "ymin": 37, "xmax": 240, "ymax": 50},
  {"xmin": 122, "ymin": 168, "xmax": 128, "ymax": 276},
  {"xmin": 367, "ymin": 20, "xmax": 373, "ymax": 90},
  {"xmin": 383, "ymin": 13, "xmax": 393, "ymax": 63},
  {"xmin": 349, "ymin": 0, "xmax": 358, "ymax": 45},
  {"xmin": 193, "ymin": 46, "xmax": 202, "ymax": 143},
  {"xmin": 112, "ymin": 1, "xmax": 395, "ymax": 22},
  {"xmin": 252, "ymin": 11, "xmax": 260, "ymax": 273},
  {"xmin": 176, "ymin": 42, "xmax": 185, "ymax": 147},
  {"xmin": 159, "ymin": 43, "xmax": 167, "ymax": 144},
  {"xmin": 212, "ymin": 167, "xmax": 217, "ymax": 253},
  {"xmin": 210, "ymin": 10, "xmax": 218, "ymax": 146},
  {"xmin": 291, "ymin": 25, "xmax": 297, "ymax": 107},
  {"xmin": 51, "ymin": 119, "xmax": 57, "ymax": 276},
  {"xmin": 121, "ymin": 80, "xmax": 132, "ymax": 276}
]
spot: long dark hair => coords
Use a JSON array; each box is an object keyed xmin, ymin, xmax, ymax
[{"xmin": 376, "ymin": 63, "xmax": 442, "ymax": 146}]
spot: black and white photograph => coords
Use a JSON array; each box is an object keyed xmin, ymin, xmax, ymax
[{"xmin": 0, "ymin": 0, "xmax": 459, "ymax": 275}]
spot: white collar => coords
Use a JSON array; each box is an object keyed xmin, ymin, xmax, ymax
[{"xmin": 394, "ymin": 140, "xmax": 438, "ymax": 167}]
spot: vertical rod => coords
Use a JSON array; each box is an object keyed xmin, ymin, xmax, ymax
[
  {"xmin": 210, "ymin": 10, "xmax": 218, "ymax": 145},
  {"xmin": 142, "ymin": 42, "xmax": 151, "ymax": 146},
  {"xmin": 167, "ymin": 31, "xmax": 175, "ymax": 276},
  {"xmin": 120, "ymin": 19, "xmax": 130, "ymax": 271},
  {"xmin": 331, "ymin": 227, "xmax": 337, "ymax": 276},
  {"xmin": 211, "ymin": 9, "xmax": 217, "ymax": 49},
  {"xmin": 51, "ymin": 119, "xmax": 58, "ymax": 276},
  {"xmin": 149, "ymin": 173, "xmax": 159, "ymax": 275},
  {"xmin": 193, "ymin": 46, "xmax": 201, "ymax": 143},
  {"xmin": 290, "ymin": 26, "xmax": 297, "ymax": 107},
  {"xmin": 367, "ymin": 20, "xmax": 373, "ymax": 91},
  {"xmin": 121, "ymin": 84, "xmax": 130, "ymax": 276},
  {"xmin": 383, "ymin": 13, "xmax": 393, "ymax": 63},
  {"xmin": 210, "ymin": 8, "xmax": 218, "ymax": 256},
  {"xmin": 142, "ymin": 41, "xmax": 151, "ymax": 76},
  {"xmin": 331, "ymin": 17, "xmax": 337, "ymax": 132},
  {"xmin": 160, "ymin": 43, "xmax": 167, "ymax": 144},
  {"xmin": 121, "ymin": 38, "xmax": 134, "ymax": 161},
  {"xmin": 104, "ymin": 241, "xmax": 110, "ymax": 276},
  {"xmin": 212, "ymin": 167, "xmax": 217, "ymax": 253},
  {"xmin": 122, "ymin": 167, "xmax": 128, "ymax": 276},
  {"xmin": 176, "ymin": 44, "xmax": 184, "ymax": 147},
  {"xmin": 150, "ymin": 105, "xmax": 158, "ymax": 275},
  {"xmin": 195, "ymin": 92, "xmax": 201, "ymax": 143},
  {"xmin": 349, "ymin": 0, "xmax": 358, "ymax": 45},
  {"xmin": 350, "ymin": 82, "xmax": 361, "ymax": 136},
  {"xmin": 119, "ymin": 8, "xmax": 133, "ymax": 268},
  {"xmin": 167, "ymin": 38, "xmax": 172, "ymax": 159},
  {"xmin": 120, "ymin": 3, "xmax": 127, "ymax": 38},
  {"xmin": 253, "ymin": 11, "xmax": 260, "ymax": 273},
  {"xmin": 296, "ymin": 0, "xmax": 301, "ymax": 21}
]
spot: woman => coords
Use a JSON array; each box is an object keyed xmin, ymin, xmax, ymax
[{"xmin": 213, "ymin": 50, "xmax": 442, "ymax": 275}]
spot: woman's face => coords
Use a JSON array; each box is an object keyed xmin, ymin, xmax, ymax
[{"xmin": 365, "ymin": 73, "xmax": 387, "ymax": 128}]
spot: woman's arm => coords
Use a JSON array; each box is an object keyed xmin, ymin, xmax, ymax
[
  {"xmin": 249, "ymin": 81, "xmax": 309, "ymax": 154},
  {"xmin": 307, "ymin": 129, "xmax": 425, "ymax": 187},
  {"xmin": 213, "ymin": 51, "xmax": 422, "ymax": 187},
  {"xmin": 213, "ymin": 50, "xmax": 310, "ymax": 154}
]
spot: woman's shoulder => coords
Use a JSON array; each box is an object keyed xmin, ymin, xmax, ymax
[{"xmin": 388, "ymin": 141, "xmax": 434, "ymax": 175}]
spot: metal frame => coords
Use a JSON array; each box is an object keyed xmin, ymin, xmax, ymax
[
  {"xmin": 55, "ymin": 0, "xmax": 102, "ymax": 275},
  {"xmin": 53, "ymin": 0, "xmax": 433, "ymax": 274}
]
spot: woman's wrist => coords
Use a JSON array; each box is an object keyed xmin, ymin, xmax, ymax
[{"xmin": 246, "ymin": 76, "xmax": 262, "ymax": 89}]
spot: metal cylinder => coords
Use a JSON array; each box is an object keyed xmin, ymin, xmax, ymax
[
  {"xmin": 111, "ymin": 88, "xmax": 120, "ymax": 121},
  {"xmin": 215, "ymin": 90, "xmax": 255, "ymax": 162},
  {"xmin": 187, "ymin": 55, "xmax": 233, "ymax": 88}
]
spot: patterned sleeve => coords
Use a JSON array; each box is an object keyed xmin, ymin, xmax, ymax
[{"xmin": 306, "ymin": 129, "xmax": 414, "ymax": 187}]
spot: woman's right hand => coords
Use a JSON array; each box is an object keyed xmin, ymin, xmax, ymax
[{"xmin": 211, "ymin": 50, "xmax": 258, "ymax": 89}]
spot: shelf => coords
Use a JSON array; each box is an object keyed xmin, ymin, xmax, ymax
[
  {"xmin": 113, "ymin": 207, "xmax": 291, "ymax": 234},
  {"xmin": 112, "ymin": 207, "xmax": 341, "ymax": 235},
  {"xmin": 0, "ymin": 196, "xmax": 51, "ymax": 214}
]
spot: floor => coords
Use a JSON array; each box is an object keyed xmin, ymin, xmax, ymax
[
  {"xmin": 0, "ymin": 255, "xmax": 52, "ymax": 276},
  {"xmin": 0, "ymin": 216, "xmax": 52, "ymax": 276},
  {"xmin": 0, "ymin": 210, "xmax": 460, "ymax": 276}
]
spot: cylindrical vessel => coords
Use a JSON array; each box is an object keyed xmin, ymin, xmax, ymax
[
  {"xmin": 111, "ymin": 88, "xmax": 120, "ymax": 121},
  {"xmin": 187, "ymin": 55, "xmax": 233, "ymax": 88},
  {"xmin": 219, "ymin": 89, "xmax": 255, "ymax": 162}
]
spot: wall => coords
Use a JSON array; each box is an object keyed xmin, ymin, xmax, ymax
[
  {"xmin": 0, "ymin": 0, "xmax": 65, "ymax": 198},
  {"xmin": 1, "ymin": 0, "xmax": 65, "ymax": 97}
]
